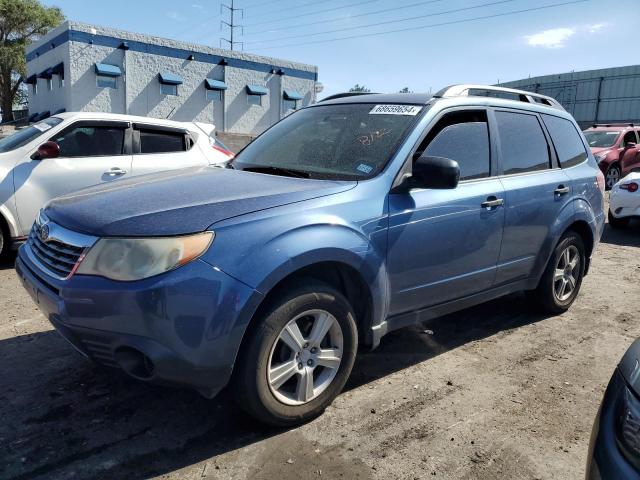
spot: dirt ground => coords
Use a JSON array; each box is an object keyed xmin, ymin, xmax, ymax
[{"xmin": 1, "ymin": 217, "xmax": 639, "ymax": 480}]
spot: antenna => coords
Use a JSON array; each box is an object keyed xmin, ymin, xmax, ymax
[{"xmin": 220, "ymin": 0, "xmax": 244, "ymax": 51}]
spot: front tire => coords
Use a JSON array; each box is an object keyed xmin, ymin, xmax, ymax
[
  {"xmin": 527, "ymin": 231, "xmax": 585, "ymax": 314},
  {"xmin": 233, "ymin": 281, "xmax": 358, "ymax": 427},
  {"xmin": 608, "ymin": 209, "xmax": 630, "ymax": 229},
  {"xmin": 605, "ymin": 163, "xmax": 621, "ymax": 190},
  {"xmin": 0, "ymin": 223, "xmax": 8, "ymax": 260}
]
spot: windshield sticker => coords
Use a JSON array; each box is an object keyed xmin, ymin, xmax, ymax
[
  {"xmin": 369, "ymin": 104, "xmax": 422, "ymax": 116},
  {"xmin": 356, "ymin": 163, "xmax": 373, "ymax": 174},
  {"xmin": 606, "ymin": 132, "xmax": 619, "ymax": 135},
  {"xmin": 32, "ymin": 122, "xmax": 53, "ymax": 132}
]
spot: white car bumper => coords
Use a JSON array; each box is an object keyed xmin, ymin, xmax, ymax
[{"xmin": 609, "ymin": 177, "xmax": 640, "ymax": 219}]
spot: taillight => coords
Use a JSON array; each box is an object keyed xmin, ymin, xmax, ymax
[
  {"xmin": 596, "ymin": 170, "xmax": 605, "ymax": 193},
  {"xmin": 212, "ymin": 143, "xmax": 234, "ymax": 159},
  {"xmin": 620, "ymin": 182, "xmax": 639, "ymax": 192}
]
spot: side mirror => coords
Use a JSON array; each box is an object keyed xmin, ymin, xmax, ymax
[
  {"xmin": 410, "ymin": 155, "xmax": 460, "ymax": 190},
  {"xmin": 32, "ymin": 141, "xmax": 60, "ymax": 160}
]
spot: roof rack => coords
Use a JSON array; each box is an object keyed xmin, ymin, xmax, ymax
[
  {"xmin": 433, "ymin": 84, "xmax": 565, "ymax": 111},
  {"xmin": 319, "ymin": 92, "xmax": 379, "ymax": 102},
  {"xmin": 592, "ymin": 123, "xmax": 639, "ymax": 128}
]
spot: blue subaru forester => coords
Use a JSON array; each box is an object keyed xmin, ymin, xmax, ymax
[{"xmin": 17, "ymin": 85, "xmax": 605, "ymax": 426}]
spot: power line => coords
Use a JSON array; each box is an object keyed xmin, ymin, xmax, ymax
[
  {"xmin": 241, "ymin": 0, "xmax": 282, "ymax": 9},
  {"xmin": 245, "ymin": 0, "xmax": 519, "ymax": 45},
  {"xmin": 242, "ymin": 0, "xmax": 321, "ymax": 17},
  {"xmin": 244, "ymin": 0, "xmax": 447, "ymax": 37},
  {"xmin": 249, "ymin": 0, "xmax": 588, "ymax": 51},
  {"xmin": 243, "ymin": 0, "xmax": 380, "ymax": 27}
]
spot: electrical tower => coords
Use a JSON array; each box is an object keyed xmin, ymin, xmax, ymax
[{"xmin": 221, "ymin": 0, "xmax": 243, "ymax": 50}]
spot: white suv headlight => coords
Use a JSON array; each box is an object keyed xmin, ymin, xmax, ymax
[{"xmin": 75, "ymin": 232, "xmax": 214, "ymax": 281}]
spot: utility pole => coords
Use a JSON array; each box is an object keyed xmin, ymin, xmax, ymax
[{"xmin": 221, "ymin": 0, "xmax": 243, "ymax": 51}]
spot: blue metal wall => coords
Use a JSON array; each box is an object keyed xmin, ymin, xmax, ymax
[{"xmin": 499, "ymin": 65, "xmax": 640, "ymax": 128}]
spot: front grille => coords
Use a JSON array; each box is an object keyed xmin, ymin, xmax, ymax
[{"xmin": 27, "ymin": 224, "xmax": 84, "ymax": 279}]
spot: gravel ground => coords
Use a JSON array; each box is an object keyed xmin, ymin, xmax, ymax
[{"xmin": 1, "ymin": 217, "xmax": 639, "ymax": 480}]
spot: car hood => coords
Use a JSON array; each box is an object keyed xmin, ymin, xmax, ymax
[
  {"xmin": 44, "ymin": 166, "xmax": 356, "ymax": 236},
  {"xmin": 590, "ymin": 147, "xmax": 613, "ymax": 155}
]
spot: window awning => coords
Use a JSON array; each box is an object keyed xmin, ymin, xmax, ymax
[
  {"xmin": 159, "ymin": 72, "xmax": 183, "ymax": 85},
  {"xmin": 38, "ymin": 68, "xmax": 53, "ymax": 79},
  {"xmin": 28, "ymin": 112, "xmax": 39, "ymax": 122},
  {"xmin": 205, "ymin": 79, "xmax": 227, "ymax": 90},
  {"xmin": 95, "ymin": 63, "xmax": 122, "ymax": 77},
  {"xmin": 283, "ymin": 90, "xmax": 303, "ymax": 101},
  {"xmin": 25, "ymin": 75, "xmax": 37, "ymax": 85},
  {"xmin": 246, "ymin": 85, "xmax": 268, "ymax": 96},
  {"xmin": 51, "ymin": 62, "xmax": 64, "ymax": 78}
]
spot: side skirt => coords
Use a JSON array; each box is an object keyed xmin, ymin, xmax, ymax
[{"xmin": 370, "ymin": 279, "xmax": 532, "ymax": 348}]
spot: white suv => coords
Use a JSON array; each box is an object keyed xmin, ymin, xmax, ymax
[{"xmin": 0, "ymin": 112, "xmax": 234, "ymax": 256}]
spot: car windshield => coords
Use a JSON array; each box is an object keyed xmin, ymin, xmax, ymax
[
  {"xmin": 233, "ymin": 103, "xmax": 424, "ymax": 180},
  {"xmin": 583, "ymin": 130, "xmax": 620, "ymax": 148},
  {"xmin": 0, "ymin": 117, "xmax": 63, "ymax": 153}
]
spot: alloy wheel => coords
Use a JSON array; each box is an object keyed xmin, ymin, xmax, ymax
[
  {"xmin": 606, "ymin": 166, "xmax": 620, "ymax": 189},
  {"xmin": 553, "ymin": 245, "xmax": 580, "ymax": 302},
  {"xmin": 267, "ymin": 309, "xmax": 343, "ymax": 406}
]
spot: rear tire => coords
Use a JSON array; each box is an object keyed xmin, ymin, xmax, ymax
[
  {"xmin": 233, "ymin": 281, "xmax": 358, "ymax": 427},
  {"xmin": 608, "ymin": 209, "xmax": 630, "ymax": 229},
  {"xmin": 526, "ymin": 231, "xmax": 585, "ymax": 314}
]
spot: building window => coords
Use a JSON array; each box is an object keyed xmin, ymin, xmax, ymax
[
  {"xmin": 97, "ymin": 74, "xmax": 117, "ymax": 89},
  {"xmin": 248, "ymin": 94, "xmax": 262, "ymax": 106},
  {"xmin": 32, "ymin": 83, "xmax": 37, "ymax": 95},
  {"xmin": 59, "ymin": 76, "xmax": 64, "ymax": 88},
  {"xmin": 47, "ymin": 78, "xmax": 53, "ymax": 91},
  {"xmin": 161, "ymin": 83, "xmax": 178, "ymax": 96},
  {"xmin": 206, "ymin": 89, "xmax": 222, "ymax": 102},
  {"xmin": 283, "ymin": 99, "xmax": 298, "ymax": 111}
]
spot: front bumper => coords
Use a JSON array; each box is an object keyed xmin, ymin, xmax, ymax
[
  {"xmin": 586, "ymin": 370, "xmax": 640, "ymax": 479},
  {"xmin": 16, "ymin": 247, "xmax": 262, "ymax": 398}
]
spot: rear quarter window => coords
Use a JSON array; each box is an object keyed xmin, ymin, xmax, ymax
[{"xmin": 541, "ymin": 114, "xmax": 588, "ymax": 168}]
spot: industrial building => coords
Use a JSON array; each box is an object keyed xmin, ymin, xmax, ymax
[
  {"xmin": 25, "ymin": 21, "xmax": 319, "ymax": 135},
  {"xmin": 499, "ymin": 65, "xmax": 640, "ymax": 129}
]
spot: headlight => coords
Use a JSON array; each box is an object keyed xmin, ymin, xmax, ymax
[
  {"xmin": 616, "ymin": 384, "xmax": 640, "ymax": 470},
  {"xmin": 595, "ymin": 152, "xmax": 608, "ymax": 163},
  {"xmin": 75, "ymin": 232, "xmax": 214, "ymax": 281}
]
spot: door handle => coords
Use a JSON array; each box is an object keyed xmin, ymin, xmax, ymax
[
  {"xmin": 105, "ymin": 167, "xmax": 127, "ymax": 176},
  {"xmin": 554, "ymin": 185, "xmax": 570, "ymax": 195},
  {"xmin": 481, "ymin": 197, "xmax": 504, "ymax": 209}
]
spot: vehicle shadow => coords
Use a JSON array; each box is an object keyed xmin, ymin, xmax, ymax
[
  {"xmin": 0, "ymin": 293, "xmax": 547, "ymax": 480},
  {"xmin": 599, "ymin": 221, "xmax": 640, "ymax": 248}
]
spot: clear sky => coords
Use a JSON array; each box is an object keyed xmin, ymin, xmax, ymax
[{"xmin": 41, "ymin": 0, "xmax": 631, "ymax": 98}]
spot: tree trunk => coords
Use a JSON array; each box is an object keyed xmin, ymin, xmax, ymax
[
  {"xmin": 1, "ymin": 94, "xmax": 14, "ymax": 123},
  {"xmin": 1, "ymin": 71, "xmax": 16, "ymax": 124}
]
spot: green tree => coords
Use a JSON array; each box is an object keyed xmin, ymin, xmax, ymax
[
  {"xmin": 349, "ymin": 84, "xmax": 371, "ymax": 93},
  {"xmin": 398, "ymin": 87, "xmax": 412, "ymax": 93},
  {"xmin": 0, "ymin": 0, "xmax": 64, "ymax": 123}
]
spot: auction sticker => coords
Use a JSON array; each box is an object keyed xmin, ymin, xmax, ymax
[{"xmin": 369, "ymin": 104, "xmax": 422, "ymax": 116}]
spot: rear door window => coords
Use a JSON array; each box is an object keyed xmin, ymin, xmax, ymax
[
  {"xmin": 541, "ymin": 114, "xmax": 588, "ymax": 168},
  {"xmin": 139, "ymin": 129, "xmax": 186, "ymax": 154},
  {"xmin": 50, "ymin": 124, "xmax": 125, "ymax": 157},
  {"xmin": 495, "ymin": 111, "xmax": 550, "ymax": 175},
  {"xmin": 420, "ymin": 110, "xmax": 491, "ymax": 181}
]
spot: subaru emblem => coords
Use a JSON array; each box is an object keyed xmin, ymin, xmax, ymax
[{"xmin": 39, "ymin": 223, "xmax": 50, "ymax": 242}]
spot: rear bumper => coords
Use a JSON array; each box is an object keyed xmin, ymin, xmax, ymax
[
  {"xmin": 609, "ymin": 188, "xmax": 640, "ymax": 219},
  {"xmin": 16, "ymin": 248, "xmax": 262, "ymax": 398}
]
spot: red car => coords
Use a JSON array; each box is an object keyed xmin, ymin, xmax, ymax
[{"xmin": 583, "ymin": 124, "xmax": 640, "ymax": 189}]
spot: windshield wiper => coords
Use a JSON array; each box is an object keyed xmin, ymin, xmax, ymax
[{"xmin": 241, "ymin": 166, "xmax": 311, "ymax": 178}]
